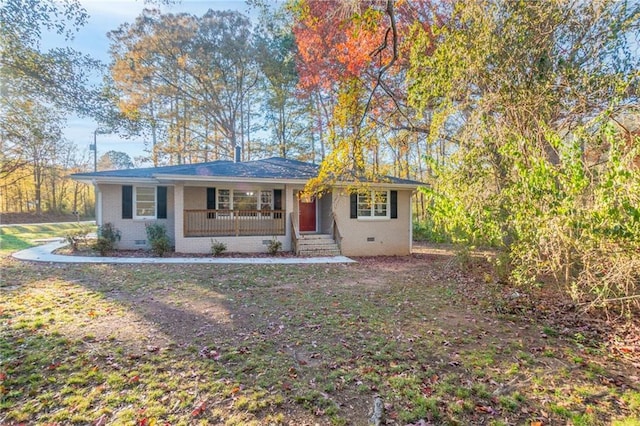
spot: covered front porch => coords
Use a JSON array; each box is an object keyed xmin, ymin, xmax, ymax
[{"xmin": 172, "ymin": 183, "xmax": 335, "ymax": 254}]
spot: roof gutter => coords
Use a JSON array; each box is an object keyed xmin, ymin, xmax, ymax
[
  {"xmin": 70, "ymin": 175, "xmax": 160, "ymax": 185},
  {"xmin": 152, "ymin": 174, "xmax": 312, "ymax": 185}
]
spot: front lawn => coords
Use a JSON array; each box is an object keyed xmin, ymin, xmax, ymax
[
  {"xmin": 1, "ymin": 247, "xmax": 638, "ymax": 425},
  {"xmin": 0, "ymin": 222, "xmax": 95, "ymax": 257}
]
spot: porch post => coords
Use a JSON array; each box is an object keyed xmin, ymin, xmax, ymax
[
  {"xmin": 284, "ymin": 185, "xmax": 295, "ymax": 251},
  {"xmin": 174, "ymin": 183, "xmax": 184, "ymax": 251}
]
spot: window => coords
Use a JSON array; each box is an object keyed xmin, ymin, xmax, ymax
[
  {"xmin": 260, "ymin": 190, "xmax": 273, "ymax": 210},
  {"xmin": 233, "ymin": 190, "xmax": 257, "ymax": 211},
  {"xmin": 217, "ymin": 189, "xmax": 230, "ymax": 210},
  {"xmin": 134, "ymin": 186, "xmax": 156, "ymax": 219},
  {"xmin": 357, "ymin": 190, "xmax": 389, "ymax": 219},
  {"xmin": 215, "ymin": 189, "xmax": 276, "ymax": 217},
  {"xmin": 260, "ymin": 190, "xmax": 273, "ymax": 217}
]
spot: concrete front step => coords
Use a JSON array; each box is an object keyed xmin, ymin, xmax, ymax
[
  {"xmin": 296, "ymin": 234, "xmax": 341, "ymax": 256},
  {"xmin": 298, "ymin": 249, "xmax": 342, "ymax": 256},
  {"xmin": 299, "ymin": 233, "xmax": 334, "ymax": 240},
  {"xmin": 297, "ymin": 240, "xmax": 339, "ymax": 248}
]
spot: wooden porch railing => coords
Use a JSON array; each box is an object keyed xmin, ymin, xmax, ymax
[{"xmin": 184, "ymin": 209, "xmax": 285, "ymax": 237}]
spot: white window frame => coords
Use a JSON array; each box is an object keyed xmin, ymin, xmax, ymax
[
  {"xmin": 133, "ymin": 186, "xmax": 156, "ymax": 220},
  {"xmin": 357, "ymin": 190, "xmax": 390, "ymax": 220},
  {"xmin": 215, "ymin": 188, "xmax": 274, "ymax": 218}
]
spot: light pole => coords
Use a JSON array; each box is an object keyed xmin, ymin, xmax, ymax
[
  {"xmin": 90, "ymin": 128, "xmax": 110, "ymax": 225},
  {"xmin": 90, "ymin": 128, "xmax": 109, "ymax": 172}
]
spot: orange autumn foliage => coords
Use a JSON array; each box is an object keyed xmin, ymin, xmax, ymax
[{"xmin": 292, "ymin": 0, "xmax": 437, "ymax": 93}]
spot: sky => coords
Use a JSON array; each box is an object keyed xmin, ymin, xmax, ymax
[{"xmin": 44, "ymin": 0, "xmax": 256, "ymax": 167}]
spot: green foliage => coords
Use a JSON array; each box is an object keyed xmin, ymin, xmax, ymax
[
  {"xmin": 267, "ymin": 237, "xmax": 282, "ymax": 255},
  {"xmin": 210, "ymin": 239, "xmax": 227, "ymax": 256},
  {"xmin": 64, "ymin": 226, "xmax": 92, "ymax": 252},
  {"xmin": 93, "ymin": 223, "xmax": 121, "ymax": 256},
  {"xmin": 408, "ymin": 0, "xmax": 639, "ymax": 314},
  {"xmin": 145, "ymin": 223, "xmax": 171, "ymax": 257},
  {"xmin": 417, "ymin": 124, "xmax": 640, "ymax": 313}
]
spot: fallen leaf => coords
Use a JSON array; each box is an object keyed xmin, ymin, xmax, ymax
[
  {"xmin": 288, "ymin": 366, "xmax": 297, "ymax": 378},
  {"xmin": 475, "ymin": 405, "xmax": 495, "ymax": 414},
  {"xmin": 191, "ymin": 401, "xmax": 207, "ymax": 417}
]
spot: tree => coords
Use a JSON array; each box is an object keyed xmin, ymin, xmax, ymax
[
  {"xmin": 253, "ymin": 3, "xmax": 314, "ymax": 160},
  {"xmin": 108, "ymin": 9, "xmax": 260, "ymax": 165},
  {"xmin": 98, "ymin": 151, "xmax": 135, "ymax": 170},
  {"xmin": 406, "ymin": 0, "xmax": 640, "ymax": 310},
  {"xmin": 0, "ymin": 0, "xmax": 105, "ymax": 216},
  {"xmin": 290, "ymin": 0, "xmax": 437, "ymax": 192},
  {"xmin": 0, "ymin": 98, "xmax": 66, "ymax": 214},
  {"xmin": 0, "ymin": 0, "xmax": 102, "ymax": 115}
]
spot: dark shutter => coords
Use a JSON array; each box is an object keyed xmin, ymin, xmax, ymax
[
  {"xmin": 157, "ymin": 186, "xmax": 167, "ymax": 219},
  {"xmin": 122, "ymin": 185, "xmax": 133, "ymax": 219},
  {"xmin": 350, "ymin": 193, "xmax": 358, "ymax": 219},
  {"xmin": 390, "ymin": 190, "xmax": 398, "ymax": 219},
  {"xmin": 273, "ymin": 189, "xmax": 282, "ymax": 219},
  {"xmin": 206, "ymin": 188, "xmax": 216, "ymax": 209},
  {"xmin": 273, "ymin": 189, "xmax": 282, "ymax": 209},
  {"xmin": 206, "ymin": 188, "xmax": 216, "ymax": 219}
]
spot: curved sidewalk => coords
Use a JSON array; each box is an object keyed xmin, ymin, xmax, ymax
[{"xmin": 12, "ymin": 239, "xmax": 356, "ymax": 265}]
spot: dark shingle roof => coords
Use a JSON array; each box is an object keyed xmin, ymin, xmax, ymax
[
  {"xmin": 72, "ymin": 157, "xmax": 318, "ymax": 180},
  {"xmin": 71, "ymin": 157, "xmax": 423, "ymax": 186}
]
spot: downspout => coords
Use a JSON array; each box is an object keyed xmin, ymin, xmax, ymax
[
  {"xmin": 409, "ymin": 190, "xmax": 414, "ymax": 254},
  {"xmin": 92, "ymin": 179, "xmax": 102, "ymax": 226}
]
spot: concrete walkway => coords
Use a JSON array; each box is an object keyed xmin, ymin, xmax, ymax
[{"xmin": 12, "ymin": 239, "xmax": 356, "ymax": 265}]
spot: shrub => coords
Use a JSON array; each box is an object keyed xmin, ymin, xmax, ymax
[
  {"xmin": 267, "ymin": 237, "xmax": 282, "ymax": 255},
  {"xmin": 146, "ymin": 223, "xmax": 171, "ymax": 257},
  {"xmin": 211, "ymin": 239, "xmax": 227, "ymax": 256},
  {"xmin": 65, "ymin": 226, "xmax": 92, "ymax": 252},
  {"xmin": 93, "ymin": 223, "xmax": 121, "ymax": 256}
]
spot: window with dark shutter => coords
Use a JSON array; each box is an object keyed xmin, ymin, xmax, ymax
[
  {"xmin": 350, "ymin": 193, "xmax": 358, "ymax": 219},
  {"xmin": 122, "ymin": 185, "xmax": 133, "ymax": 219},
  {"xmin": 207, "ymin": 188, "xmax": 216, "ymax": 218},
  {"xmin": 390, "ymin": 190, "xmax": 398, "ymax": 219},
  {"xmin": 157, "ymin": 186, "xmax": 167, "ymax": 219},
  {"xmin": 273, "ymin": 189, "xmax": 282, "ymax": 219}
]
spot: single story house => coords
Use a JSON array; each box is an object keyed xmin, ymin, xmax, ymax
[{"xmin": 71, "ymin": 156, "xmax": 423, "ymax": 256}]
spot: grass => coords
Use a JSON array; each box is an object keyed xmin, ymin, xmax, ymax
[
  {"xmin": 0, "ymin": 232, "xmax": 638, "ymax": 424},
  {"xmin": 0, "ymin": 222, "xmax": 95, "ymax": 256}
]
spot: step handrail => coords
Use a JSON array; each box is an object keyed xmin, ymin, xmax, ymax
[{"xmin": 331, "ymin": 213, "xmax": 342, "ymax": 253}]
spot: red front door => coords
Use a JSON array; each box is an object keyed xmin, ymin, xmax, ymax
[{"xmin": 299, "ymin": 197, "xmax": 316, "ymax": 232}]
